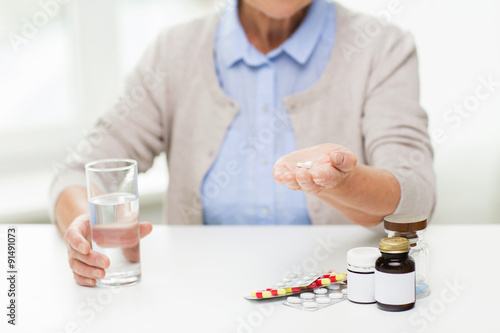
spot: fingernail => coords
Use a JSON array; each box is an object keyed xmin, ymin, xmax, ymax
[
  {"xmin": 87, "ymin": 279, "xmax": 95, "ymax": 285},
  {"xmin": 78, "ymin": 244, "xmax": 86, "ymax": 254},
  {"xmin": 97, "ymin": 258, "xmax": 105, "ymax": 268},
  {"xmin": 93, "ymin": 269, "xmax": 102, "ymax": 279},
  {"xmin": 333, "ymin": 153, "xmax": 344, "ymax": 165}
]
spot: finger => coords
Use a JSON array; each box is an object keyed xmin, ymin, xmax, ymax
[
  {"xmin": 139, "ymin": 222, "xmax": 153, "ymax": 239},
  {"xmin": 92, "ymin": 222, "xmax": 139, "ymax": 248},
  {"xmin": 273, "ymin": 167, "xmax": 289, "ymax": 184},
  {"xmin": 64, "ymin": 224, "xmax": 91, "ymax": 255},
  {"xmin": 122, "ymin": 245, "xmax": 140, "ymax": 263},
  {"xmin": 69, "ymin": 248, "xmax": 110, "ymax": 269},
  {"xmin": 295, "ymin": 170, "xmax": 323, "ymax": 194},
  {"xmin": 330, "ymin": 151, "xmax": 357, "ymax": 172},
  {"xmin": 283, "ymin": 171, "xmax": 301, "ymax": 190},
  {"xmin": 69, "ymin": 256, "xmax": 105, "ymax": 280},
  {"xmin": 92, "ymin": 222, "xmax": 150, "ymax": 249},
  {"xmin": 73, "ymin": 272, "xmax": 96, "ymax": 287}
]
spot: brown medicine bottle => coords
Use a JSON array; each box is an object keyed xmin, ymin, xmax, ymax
[{"xmin": 375, "ymin": 237, "xmax": 415, "ymax": 311}]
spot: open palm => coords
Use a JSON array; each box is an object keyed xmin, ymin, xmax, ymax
[{"xmin": 273, "ymin": 143, "xmax": 357, "ymax": 194}]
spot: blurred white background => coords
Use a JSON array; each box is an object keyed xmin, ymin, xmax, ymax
[{"xmin": 0, "ymin": 0, "xmax": 499, "ymax": 224}]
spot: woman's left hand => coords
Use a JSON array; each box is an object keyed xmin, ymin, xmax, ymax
[{"xmin": 273, "ymin": 143, "xmax": 358, "ymax": 194}]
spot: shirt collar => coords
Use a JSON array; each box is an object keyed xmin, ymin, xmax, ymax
[
  {"xmin": 216, "ymin": 0, "xmax": 250, "ymax": 68},
  {"xmin": 279, "ymin": 0, "xmax": 328, "ymax": 65},
  {"xmin": 217, "ymin": 0, "xmax": 329, "ymax": 68}
]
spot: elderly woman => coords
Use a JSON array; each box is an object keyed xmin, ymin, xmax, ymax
[{"xmin": 52, "ymin": 0, "xmax": 435, "ymax": 286}]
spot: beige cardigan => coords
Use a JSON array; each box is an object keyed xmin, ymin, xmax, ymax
[{"xmin": 50, "ymin": 3, "xmax": 436, "ymax": 225}]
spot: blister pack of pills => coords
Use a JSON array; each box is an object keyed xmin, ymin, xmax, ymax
[
  {"xmin": 245, "ymin": 270, "xmax": 346, "ymax": 300},
  {"xmin": 284, "ymin": 284, "xmax": 348, "ymax": 312}
]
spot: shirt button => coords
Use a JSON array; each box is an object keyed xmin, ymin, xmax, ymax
[
  {"xmin": 262, "ymin": 105, "xmax": 269, "ymax": 112},
  {"xmin": 261, "ymin": 157, "xmax": 268, "ymax": 165},
  {"xmin": 262, "ymin": 207, "xmax": 270, "ymax": 215}
]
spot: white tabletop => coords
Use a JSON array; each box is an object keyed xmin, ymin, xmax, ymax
[{"xmin": 1, "ymin": 224, "xmax": 498, "ymax": 333}]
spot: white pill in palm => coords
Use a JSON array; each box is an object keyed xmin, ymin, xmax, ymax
[
  {"xmin": 297, "ymin": 161, "xmax": 313, "ymax": 169},
  {"xmin": 329, "ymin": 292, "xmax": 343, "ymax": 299},
  {"xmin": 313, "ymin": 288, "xmax": 328, "ymax": 294},
  {"xmin": 303, "ymin": 301, "xmax": 318, "ymax": 308},
  {"xmin": 287, "ymin": 297, "xmax": 302, "ymax": 304},
  {"xmin": 300, "ymin": 293, "xmax": 315, "ymax": 299},
  {"xmin": 316, "ymin": 297, "xmax": 331, "ymax": 304}
]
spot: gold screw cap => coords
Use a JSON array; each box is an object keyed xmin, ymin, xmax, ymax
[{"xmin": 379, "ymin": 237, "xmax": 410, "ymax": 254}]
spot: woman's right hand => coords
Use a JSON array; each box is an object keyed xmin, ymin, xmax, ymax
[
  {"xmin": 64, "ymin": 214, "xmax": 153, "ymax": 286},
  {"xmin": 63, "ymin": 214, "xmax": 110, "ymax": 287}
]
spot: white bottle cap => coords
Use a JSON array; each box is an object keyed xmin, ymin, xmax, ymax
[{"xmin": 347, "ymin": 247, "xmax": 380, "ymax": 272}]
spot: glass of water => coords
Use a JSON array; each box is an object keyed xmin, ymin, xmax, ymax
[{"xmin": 85, "ymin": 159, "xmax": 141, "ymax": 287}]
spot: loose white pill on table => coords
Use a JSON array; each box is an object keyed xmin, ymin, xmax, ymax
[
  {"xmin": 303, "ymin": 301, "xmax": 318, "ymax": 308},
  {"xmin": 341, "ymin": 288, "xmax": 348, "ymax": 295},
  {"xmin": 313, "ymin": 288, "xmax": 328, "ymax": 294},
  {"xmin": 287, "ymin": 297, "xmax": 302, "ymax": 304},
  {"xmin": 300, "ymin": 293, "xmax": 315, "ymax": 299},
  {"xmin": 316, "ymin": 297, "xmax": 331, "ymax": 304},
  {"xmin": 329, "ymin": 292, "xmax": 343, "ymax": 299},
  {"xmin": 326, "ymin": 284, "xmax": 340, "ymax": 290}
]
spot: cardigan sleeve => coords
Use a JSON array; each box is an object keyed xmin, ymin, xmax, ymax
[
  {"xmin": 361, "ymin": 30, "xmax": 436, "ymax": 219},
  {"xmin": 48, "ymin": 30, "xmax": 169, "ymax": 223}
]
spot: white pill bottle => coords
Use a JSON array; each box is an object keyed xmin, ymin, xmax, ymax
[{"xmin": 346, "ymin": 247, "xmax": 380, "ymax": 304}]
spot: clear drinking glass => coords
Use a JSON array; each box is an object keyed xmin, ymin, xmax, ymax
[
  {"xmin": 385, "ymin": 230, "xmax": 431, "ymax": 299},
  {"xmin": 384, "ymin": 213, "xmax": 431, "ymax": 298},
  {"xmin": 85, "ymin": 159, "xmax": 141, "ymax": 287}
]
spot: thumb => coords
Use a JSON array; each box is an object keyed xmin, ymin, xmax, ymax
[
  {"xmin": 139, "ymin": 222, "xmax": 153, "ymax": 239},
  {"xmin": 330, "ymin": 151, "xmax": 357, "ymax": 173}
]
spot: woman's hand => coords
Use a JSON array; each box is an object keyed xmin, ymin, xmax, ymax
[
  {"xmin": 273, "ymin": 143, "xmax": 358, "ymax": 194},
  {"xmin": 63, "ymin": 214, "xmax": 153, "ymax": 287},
  {"xmin": 273, "ymin": 143, "xmax": 401, "ymax": 226}
]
